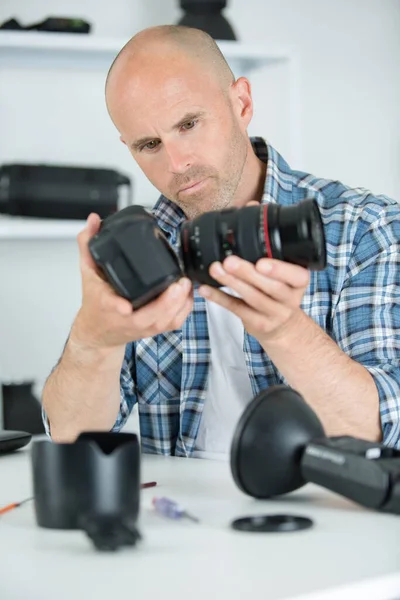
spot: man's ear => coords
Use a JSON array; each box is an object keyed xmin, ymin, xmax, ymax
[
  {"xmin": 120, "ymin": 135, "xmax": 126, "ymax": 146},
  {"xmin": 230, "ymin": 77, "xmax": 253, "ymax": 129}
]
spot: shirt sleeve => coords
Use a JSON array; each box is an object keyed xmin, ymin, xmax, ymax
[
  {"xmin": 331, "ymin": 208, "xmax": 400, "ymax": 448},
  {"xmin": 111, "ymin": 341, "xmax": 138, "ymax": 432},
  {"xmin": 42, "ymin": 404, "xmax": 51, "ymax": 437}
]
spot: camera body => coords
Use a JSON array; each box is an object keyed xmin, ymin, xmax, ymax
[
  {"xmin": 89, "ymin": 206, "xmax": 182, "ymax": 309},
  {"xmin": 89, "ymin": 199, "xmax": 326, "ymax": 310}
]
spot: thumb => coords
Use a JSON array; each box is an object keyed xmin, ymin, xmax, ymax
[
  {"xmin": 77, "ymin": 213, "xmax": 102, "ymax": 273},
  {"xmin": 245, "ymin": 200, "xmax": 260, "ymax": 207}
]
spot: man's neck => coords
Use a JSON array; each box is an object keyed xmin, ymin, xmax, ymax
[{"xmin": 233, "ymin": 139, "xmax": 267, "ymax": 208}]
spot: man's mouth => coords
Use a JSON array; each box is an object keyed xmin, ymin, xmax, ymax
[{"xmin": 179, "ymin": 178, "xmax": 208, "ymax": 195}]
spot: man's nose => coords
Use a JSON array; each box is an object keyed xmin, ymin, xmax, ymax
[{"xmin": 164, "ymin": 141, "xmax": 192, "ymax": 174}]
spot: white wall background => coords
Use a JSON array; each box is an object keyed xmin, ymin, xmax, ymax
[{"xmin": 0, "ymin": 0, "xmax": 399, "ymax": 397}]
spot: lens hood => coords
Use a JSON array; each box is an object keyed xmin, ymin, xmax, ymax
[{"xmin": 31, "ymin": 431, "xmax": 141, "ymax": 551}]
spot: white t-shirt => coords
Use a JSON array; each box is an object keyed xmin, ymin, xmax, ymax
[{"xmin": 192, "ymin": 289, "xmax": 254, "ymax": 461}]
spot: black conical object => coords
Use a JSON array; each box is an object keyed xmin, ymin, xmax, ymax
[
  {"xmin": 177, "ymin": 0, "xmax": 237, "ymax": 40},
  {"xmin": 230, "ymin": 385, "xmax": 325, "ymax": 498}
]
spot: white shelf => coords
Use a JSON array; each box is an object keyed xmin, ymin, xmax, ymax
[
  {"xmin": 0, "ymin": 207, "xmax": 157, "ymax": 240},
  {"xmin": 0, "ymin": 31, "xmax": 293, "ymax": 240},
  {"xmin": 0, "ymin": 216, "xmax": 86, "ymax": 240},
  {"xmin": 0, "ymin": 31, "xmax": 289, "ymax": 73}
]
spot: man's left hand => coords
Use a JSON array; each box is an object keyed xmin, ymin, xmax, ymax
[{"xmin": 197, "ymin": 255, "xmax": 310, "ymax": 345}]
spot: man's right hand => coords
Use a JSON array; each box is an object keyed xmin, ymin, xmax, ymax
[{"xmin": 71, "ymin": 212, "xmax": 193, "ymax": 350}]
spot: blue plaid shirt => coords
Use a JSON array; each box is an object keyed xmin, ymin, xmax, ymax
[
  {"xmin": 50, "ymin": 138, "xmax": 399, "ymax": 456},
  {"xmin": 112, "ymin": 139, "xmax": 400, "ymax": 455}
]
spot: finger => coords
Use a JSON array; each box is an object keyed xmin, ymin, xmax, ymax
[
  {"xmin": 101, "ymin": 278, "xmax": 191, "ymax": 320},
  {"xmin": 198, "ymin": 285, "xmax": 260, "ymax": 322},
  {"xmin": 131, "ymin": 278, "xmax": 192, "ymax": 330},
  {"xmin": 211, "ymin": 259, "xmax": 294, "ymax": 305},
  {"xmin": 207, "ymin": 263, "xmax": 282, "ymax": 313},
  {"xmin": 245, "ymin": 200, "xmax": 260, "ymax": 207},
  {"xmin": 255, "ymin": 258, "xmax": 310, "ymax": 289},
  {"xmin": 100, "ymin": 289, "xmax": 134, "ymax": 316},
  {"xmin": 168, "ymin": 295, "xmax": 194, "ymax": 330},
  {"xmin": 199, "ymin": 284, "xmax": 296, "ymax": 343},
  {"xmin": 77, "ymin": 213, "xmax": 102, "ymax": 273}
]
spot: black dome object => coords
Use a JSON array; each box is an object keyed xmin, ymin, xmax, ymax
[
  {"xmin": 177, "ymin": 0, "xmax": 237, "ymax": 40},
  {"xmin": 230, "ymin": 385, "xmax": 325, "ymax": 498}
]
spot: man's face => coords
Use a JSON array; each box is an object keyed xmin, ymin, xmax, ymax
[{"xmin": 109, "ymin": 59, "xmax": 249, "ymax": 219}]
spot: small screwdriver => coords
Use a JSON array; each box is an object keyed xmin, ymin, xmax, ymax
[
  {"xmin": 0, "ymin": 497, "xmax": 33, "ymax": 516},
  {"xmin": 152, "ymin": 496, "xmax": 200, "ymax": 523}
]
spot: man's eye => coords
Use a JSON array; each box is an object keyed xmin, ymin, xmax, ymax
[
  {"xmin": 143, "ymin": 140, "xmax": 160, "ymax": 151},
  {"xmin": 182, "ymin": 120, "xmax": 197, "ymax": 130}
]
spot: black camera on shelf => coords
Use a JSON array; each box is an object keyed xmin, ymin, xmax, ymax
[{"xmin": 88, "ymin": 199, "xmax": 326, "ymax": 310}]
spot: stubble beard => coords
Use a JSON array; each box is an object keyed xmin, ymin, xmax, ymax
[
  {"xmin": 176, "ymin": 130, "xmax": 248, "ymax": 221},
  {"xmin": 178, "ymin": 178, "xmax": 235, "ymax": 220}
]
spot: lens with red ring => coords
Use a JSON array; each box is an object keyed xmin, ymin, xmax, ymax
[{"xmin": 180, "ymin": 198, "xmax": 326, "ymax": 287}]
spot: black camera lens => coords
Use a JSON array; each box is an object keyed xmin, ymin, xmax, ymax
[
  {"xmin": 88, "ymin": 199, "xmax": 326, "ymax": 309},
  {"xmin": 266, "ymin": 199, "xmax": 326, "ymax": 270},
  {"xmin": 180, "ymin": 198, "xmax": 326, "ymax": 287}
]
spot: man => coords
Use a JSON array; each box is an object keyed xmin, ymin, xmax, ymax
[{"xmin": 42, "ymin": 25, "xmax": 400, "ymax": 458}]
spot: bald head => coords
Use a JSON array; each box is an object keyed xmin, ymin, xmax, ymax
[
  {"xmin": 103, "ymin": 25, "xmax": 255, "ymax": 219},
  {"xmin": 105, "ymin": 25, "xmax": 234, "ymax": 116}
]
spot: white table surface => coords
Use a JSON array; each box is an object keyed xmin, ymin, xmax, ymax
[{"xmin": 0, "ymin": 442, "xmax": 400, "ymax": 600}]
